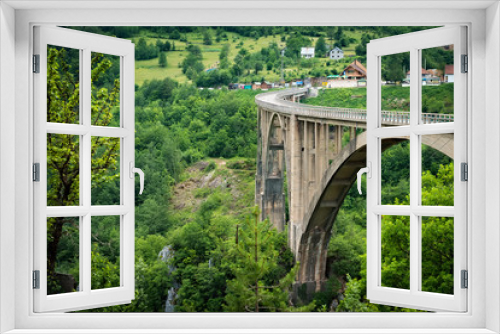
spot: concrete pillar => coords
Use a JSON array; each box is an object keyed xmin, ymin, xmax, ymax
[
  {"xmin": 318, "ymin": 123, "xmax": 326, "ymax": 180},
  {"xmin": 315, "ymin": 123, "xmax": 321, "ymax": 185},
  {"xmin": 314, "ymin": 231, "xmax": 326, "ymax": 292},
  {"xmin": 284, "ymin": 117, "xmax": 292, "ymax": 216},
  {"xmin": 308, "ymin": 122, "xmax": 315, "ymax": 200},
  {"xmin": 335, "ymin": 125, "xmax": 343, "ymax": 155},
  {"xmin": 350, "ymin": 126, "xmax": 356, "ymax": 141},
  {"xmin": 290, "ymin": 115, "xmax": 302, "ymax": 251},
  {"xmin": 324, "ymin": 124, "xmax": 330, "ymax": 166},
  {"xmin": 303, "ymin": 120, "xmax": 309, "ymax": 213}
]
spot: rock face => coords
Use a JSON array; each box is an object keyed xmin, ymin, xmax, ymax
[
  {"xmin": 159, "ymin": 246, "xmax": 177, "ymax": 312},
  {"xmin": 330, "ymin": 299, "xmax": 339, "ymax": 311},
  {"xmin": 165, "ymin": 288, "xmax": 176, "ymax": 313},
  {"xmin": 171, "ymin": 159, "xmax": 250, "ymax": 216}
]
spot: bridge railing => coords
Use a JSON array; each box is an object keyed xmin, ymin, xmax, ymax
[{"xmin": 256, "ymin": 89, "xmax": 454, "ymax": 125}]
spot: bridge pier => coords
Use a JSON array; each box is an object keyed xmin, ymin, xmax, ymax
[{"xmin": 290, "ymin": 114, "xmax": 303, "ymax": 254}]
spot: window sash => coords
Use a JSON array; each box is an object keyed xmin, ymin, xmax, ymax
[
  {"xmin": 33, "ymin": 26, "xmax": 136, "ymax": 313},
  {"xmin": 366, "ymin": 26, "xmax": 467, "ymax": 312}
]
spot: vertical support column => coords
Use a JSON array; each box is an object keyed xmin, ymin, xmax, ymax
[
  {"xmin": 314, "ymin": 231, "xmax": 326, "ymax": 292},
  {"xmin": 318, "ymin": 123, "xmax": 326, "ymax": 183},
  {"xmin": 303, "ymin": 120, "xmax": 309, "ymax": 217},
  {"xmin": 350, "ymin": 126, "xmax": 357, "ymax": 141},
  {"xmin": 324, "ymin": 124, "xmax": 330, "ymax": 166},
  {"xmin": 335, "ymin": 125, "xmax": 343, "ymax": 155},
  {"xmin": 290, "ymin": 115, "xmax": 302, "ymax": 254},
  {"xmin": 315, "ymin": 123, "xmax": 321, "ymax": 185},
  {"xmin": 308, "ymin": 122, "xmax": 315, "ymax": 200}
]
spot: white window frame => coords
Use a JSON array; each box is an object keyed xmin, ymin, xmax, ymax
[
  {"xmin": 33, "ymin": 26, "xmax": 136, "ymax": 313},
  {"xmin": 366, "ymin": 26, "xmax": 467, "ymax": 312},
  {"xmin": 0, "ymin": 1, "xmax": 498, "ymax": 333}
]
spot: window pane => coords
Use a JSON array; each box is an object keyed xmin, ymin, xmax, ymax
[
  {"xmin": 47, "ymin": 217, "xmax": 80, "ymax": 295},
  {"xmin": 47, "ymin": 134, "xmax": 80, "ymax": 206},
  {"xmin": 420, "ymin": 45, "xmax": 454, "ymax": 124},
  {"xmin": 91, "ymin": 216, "xmax": 120, "ymax": 290},
  {"xmin": 421, "ymin": 134, "xmax": 454, "ymax": 206},
  {"xmin": 91, "ymin": 137, "xmax": 120, "ymax": 206},
  {"xmin": 47, "ymin": 45, "xmax": 80, "ymax": 124},
  {"xmin": 381, "ymin": 138, "xmax": 409, "ymax": 205},
  {"xmin": 381, "ymin": 215, "xmax": 410, "ymax": 290},
  {"xmin": 380, "ymin": 52, "xmax": 410, "ymax": 127},
  {"xmin": 421, "ymin": 217, "xmax": 454, "ymax": 294},
  {"xmin": 91, "ymin": 52, "xmax": 120, "ymax": 127}
]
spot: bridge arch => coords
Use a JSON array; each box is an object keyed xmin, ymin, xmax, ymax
[
  {"xmin": 254, "ymin": 88, "xmax": 454, "ymax": 299},
  {"xmin": 259, "ymin": 111, "xmax": 288, "ymax": 231},
  {"xmin": 296, "ymin": 131, "xmax": 454, "ymax": 295}
]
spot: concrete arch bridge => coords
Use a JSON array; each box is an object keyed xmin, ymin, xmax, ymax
[{"xmin": 254, "ymin": 88, "xmax": 454, "ymax": 299}]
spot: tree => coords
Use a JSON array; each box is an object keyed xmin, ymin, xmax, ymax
[
  {"xmin": 355, "ymin": 43, "xmax": 366, "ymax": 57},
  {"xmin": 335, "ymin": 26, "xmax": 344, "ymax": 40},
  {"xmin": 285, "ymin": 34, "xmax": 312, "ymax": 58},
  {"xmin": 182, "ymin": 45, "xmax": 205, "ymax": 79},
  {"xmin": 383, "ymin": 56, "xmax": 405, "ymax": 82},
  {"xmin": 170, "ymin": 29, "xmax": 181, "ymax": 39},
  {"xmin": 326, "ymin": 27, "xmax": 337, "ymax": 47},
  {"xmin": 135, "ymin": 37, "xmax": 158, "ymax": 60},
  {"xmin": 254, "ymin": 62, "xmax": 263, "ymax": 74},
  {"xmin": 46, "ymin": 47, "xmax": 120, "ymax": 293},
  {"xmin": 315, "ymin": 36, "xmax": 327, "ymax": 57},
  {"xmin": 203, "ymin": 29, "xmax": 213, "ymax": 45},
  {"xmin": 156, "ymin": 38, "xmax": 163, "ymax": 51},
  {"xmin": 159, "ymin": 52, "xmax": 167, "ymax": 68},
  {"xmin": 224, "ymin": 207, "xmax": 313, "ymax": 312},
  {"xmin": 219, "ymin": 44, "xmax": 230, "ymax": 69}
]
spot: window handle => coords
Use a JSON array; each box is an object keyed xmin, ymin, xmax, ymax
[
  {"xmin": 129, "ymin": 162, "xmax": 145, "ymax": 195},
  {"xmin": 357, "ymin": 162, "xmax": 371, "ymax": 195}
]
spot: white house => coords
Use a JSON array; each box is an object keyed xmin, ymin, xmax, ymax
[
  {"xmin": 300, "ymin": 47, "xmax": 315, "ymax": 58},
  {"xmin": 328, "ymin": 46, "xmax": 344, "ymax": 59}
]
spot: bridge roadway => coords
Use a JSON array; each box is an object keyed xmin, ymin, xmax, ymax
[{"xmin": 254, "ymin": 88, "xmax": 454, "ymax": 301}]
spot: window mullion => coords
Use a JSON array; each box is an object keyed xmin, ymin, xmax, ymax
[
  {"xmin": 409, "ymin": 48, "xmax": 420, "ymax": 294},
  {"xmin": 81, "ymin": 47, "xmax": 92, "ymax": 294}
]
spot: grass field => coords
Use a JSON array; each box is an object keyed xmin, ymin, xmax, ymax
[{"xmin": 131, "ymin": 29, "xmax": 369, "ymax": 86}]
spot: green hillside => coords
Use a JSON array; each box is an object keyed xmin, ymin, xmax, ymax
[
  {"xmin": 73, "ymin": 26, "xmax": 437, "ymax": 86},
  {"xmin": 302, "ymin": 84, "xmax": 454, "ymax": 114}
]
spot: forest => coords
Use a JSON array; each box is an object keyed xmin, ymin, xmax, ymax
[{"xmin": 47, "ymin": 26, "xmax": 454, "ymax": 312}]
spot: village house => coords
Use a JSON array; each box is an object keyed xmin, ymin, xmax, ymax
[
  {"xmin": 342, "ymin": 59, "xmax": 367, "ymax": 80},
  {"xmin": 406, "ymin": 68, "xmax": 432, "ymax": 82},
  {"xmin": 300, "ymin": 47, "xmax": 315, "ymax": 58},
  {"xmin": 426, "ymin": 68, "xmax": 443, "ymax": 79},
  {"xmin": 260, "ymin": 81, "xmax": 272, "ymax": 90},
  {"xmin": 444, "ymin": 64, "xmax": 454, "ymax": 83},
  {"xmin": 328, "ymin": 46, "xmax": 344, "ymax": 59},
  {"xmin": 252, "ymin": 82, "xmax": 262, "ymax": 90}
]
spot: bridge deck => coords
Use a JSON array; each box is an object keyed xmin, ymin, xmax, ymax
[{"xmin": 255, "ymin": 88, "xmax": 453, "ymax": 126}]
